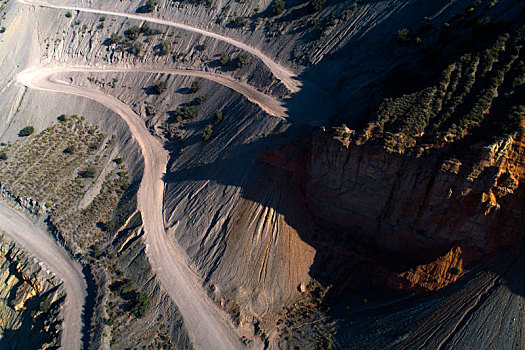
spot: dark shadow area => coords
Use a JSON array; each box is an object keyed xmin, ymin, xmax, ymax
[
  {"xmin": 1, "ymin": 286, "xmax": 63, "ymax": 350},
  {"xmin": 135, "ymin": 5, "xmax": 151, "ymax": 14}
]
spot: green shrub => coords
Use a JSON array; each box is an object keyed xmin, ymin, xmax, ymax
[
  {"xmin": 65, "ymin": 11, "xmax": 72, "ymax": 18},
  {"xmin": 152, "ymin": 81, "xmax": 167, "ymax": 94},
  {"xmin": 39, "ymin": 298, "xmax": 52, "ymax": 314},
  {"xmin": 272, "ymin": 0, "xmax": 286, "ymax": 15},
  {"xmin": 0, "ymin": 27, "xmax": 5, "ymax": 34},
  {"xmin": 219, "ymin": 52, "xmax": 231, "ymax": 66},
  {"xmin": 133, "ymin": 292, "xmax": 150, "ymax": 318},
  {"xmin": 236, "ymin": 53, "xmax": 252, "ymax": 68},
  {"xmin": 146, "ymin": 0, "xmax": 159, "ymax": 12},
  {"xmin": 0, "ymin": 152, "xmax": 7, "ymax": 161},
  {"xmin": 113, "ymin": 157, "xmax": 123, "ymax": 165},
  {"xmin": 79, "ymin": 167, "xmax": 97, "ymax": 178},
  {"xmin": 57, "ymin": 114, "xmax": 67, "ymax": 122},
  {"xmin": 191, "ymin": 80, "xmax": 202, "ymax": 93},
  {"xmin": 231, "ymin": 16, "xmax": 248, "ymax": 28},
  {"xmin": 108, "ymin": 33, "xmax": 121, "ymax": 45},
  {"xmin": 214, "ymin": 109, "xmax": 224, "ymax": 125},
  {"xmin": 397, "ymin": 28, "xmax": 410, "ymax": 42},
  {"xmin": 124, "ymin": 26, "xmax": 141, "ymax": 40},
  {"xmin": 141, "ymin": 23, "xmax": 161, "ymax": 36},
  {"xmin": 63, "ymin": 145, "xmax": 75, "ymax": 154},
  {"xmin": 450, "ymin": 267, "xmax": 461, "ymax": 276},
  {"xmin": 158, "ymin": 39, "xmax": 171, "ymax": 56},
  {"xmin": 195, "ymin": 95, "xmax": 207, "ymax": 105},
  {"xmin": 173, "ymin": 106, "xmax": 198, "ymax": 121},
  {"xmin": 309, "ymin": 0, "xmax": 326, "ymax": 12},
  {"xmin": 19, "ymin": 126, "xmax": 35, "ymax": 137},
  {"xmin": 201, "ymin": 124, "xmax": 214, "ymax": 141}
]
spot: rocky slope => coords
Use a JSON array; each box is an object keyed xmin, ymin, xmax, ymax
[{"xmin": 0, "ymin": 236, "xmax": 64, "ymax": 349}]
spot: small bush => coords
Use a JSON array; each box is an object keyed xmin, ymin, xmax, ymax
[
  {"xmin": 141, "ymin": 23, "xmax": 161, "ymax": 36},
  {"xmin": 65, "ymin": 11, "xmax": 72, "ymax": 18},
  {"xmin": 309, "ymin": 0, "xmax": 326, "ymax": 12},
  {"xmin": 113, "ymin": 158, "xmax": 123, "ymax": 165},
  {"xmin": 57, "ymin": 114, "xmax": 67, "ymax": 122},
  {"xmin": 108, "ymin": 33, "xmax": 121, "ymax": 45},
  {"xmin": 39, "ymin": 298, "xmax": 52, "ymax": 314},
  {"xmin": 236, "ymin": 53, "xmax": 252, "ymax": 68},
  {"xmin": 214, "ymin": 109, "xmax": 224, "ymax": 125},
  {"xmin": 79, "ymin": 167, "xmax": 97, "ymax": 178},
  {"xmin": 0, "ymin": 152, "xmax": 7, "ymax": 161},
  {"xmin": 272, "ymin": 0, "xmax": 286, "ymax": 15},
  {"xmin": 219, "ymin": 52, "xmax": 231, "ymax": 66},
  {"xmin": 0, "ymin": 27, "xmax": 5, "ymax": 34},
  {"xmin": 63, "ymin": 145, "xmax": 75, "ymax": 154},
  {"xmin": 195, "ymin": 95, "xmax": 207, "ymax": 105},
  {"xmin": 201, "ymin": 124, "xmax": 214, "ymax": 141},
  {"xmin": 19, "ymin": 126, "xmax": 35, "ymax": 137},
  {"xmin": 191, "ymin": 80, "xmax": 202, "ymax": 93},
  {"xmin": 146, "ymin": 0, "xmax": 159, "ymax": 12},
  {"xmin": 450, "ymin": 267, "xmax": 461, "ymax": 276},
  {"xmin": 124, "ymin": 26, "xmax": 141, "ymax": 40},
  {"xmin": 157, "ymin": 39, "xmax": 171, "ymax": 56},
  {"xmin": 133, "ymin": 292, "xmax": 150, "ymax": 318},
  {"xmin": 397, "ymin": 28, "xmax": 410, "ymax": 42},
  {"xmin": 231, "ymin": 16, "xmax": 248, "ymax": 28},
  {"xmin": 152, "ymin": 81, "xmax": 167, "ymax": 94}
]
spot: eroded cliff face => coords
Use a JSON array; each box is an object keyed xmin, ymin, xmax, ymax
[
  {"xmin": 0, "ymin": 237, "xmax": 64, "ymax": 348},
  {"xmin": 299, "ymin": 123, "xmax": 525, "ymax": 291}
]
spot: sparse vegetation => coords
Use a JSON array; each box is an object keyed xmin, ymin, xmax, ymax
[
  {"xmin": 57, "ymin": 114, "xmax": 67, "ymax": 122},
  {"xmin": 113, "ymin": 158, "xmax": 123, "ymax": 165},
  {"xmin": 0, "ymin": 152, "xmax": 7, "ymax": 161}
]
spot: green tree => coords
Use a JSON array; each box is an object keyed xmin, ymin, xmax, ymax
[
  {"xmin": 191, "ymin": 80, "xmax": 202, "ymax": 93},
  {"xmin": 152, "ymin": 81, "xmax": 167, "ymax": 94},
  {"xmin": 19, "ymin": 126, "xmax": 35, "ymax": 137},
  {"xmin": 309, "ymin": 0, "xmax": 326, "ymax": 12},
  {"xmin": 219, "ymin": 52, "xmax": 231, "ymax": 66},
  {"xmin": 201, "ymin": 124, "xmax": 214, "ymax": 141},
  {"xmin": 272, "ymin": 0, "xmax": 286, "ymax": 15},
  {"xmin": 146, "ymin": 0, "xmax": 159, "ymax": 12}
]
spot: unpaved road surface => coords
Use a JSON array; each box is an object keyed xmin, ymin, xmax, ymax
[
  {"xmin": 40, "ymin": 66, "xmax": 288, "ymax": 118},
  {"xmin": 18, "ymin": 0, "xmax": 301, "ymax": 93},
  {"xmin": 17, "ymin": 67, "xmax": 245, "ymax": 350},
  {"xmin": 0, "ymin": 202, "xmax": 86, "ymax": 350}
]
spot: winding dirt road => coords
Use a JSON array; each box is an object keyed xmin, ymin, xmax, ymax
[
  {"xmin": 0, "ymin": 202, "xmax": 86, "ymax": 350},
  {"xmin": 17, "ymin": 67, "xmax": 245, "ymax": 350},
  {"xmin": 18, "ymin": 0, "xmax": 301, "ymax": 93},
  {"xmin": 44, "ymin": 66, "xmax": 287, "ymax": 118}
]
